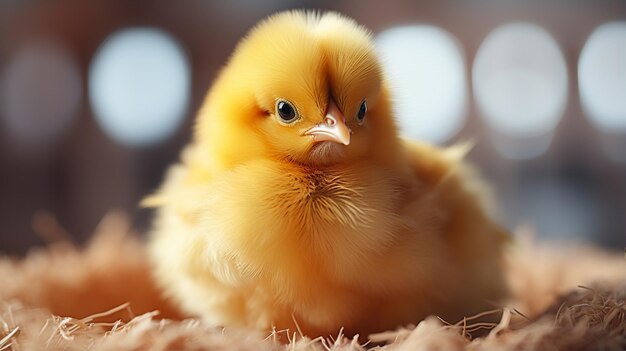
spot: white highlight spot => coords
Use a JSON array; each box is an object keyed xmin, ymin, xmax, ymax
[
  {"xmin": 376, "ymin": 25, "xmax": 467, "ymax": 144},
  {"xmin": 579, "ymin": 22, "xmax": 626, "ymax": 133},
  {"xmin": 473, "ymin": 23, "xmax": 568, "ymax": 159},
  {"xmin": 89, "ymin": 28, "xmax": 190, "ymax": 147}
]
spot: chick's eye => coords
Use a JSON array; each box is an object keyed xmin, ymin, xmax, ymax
[
  {"xmin": 276, "ymin": 100, "xmax": 297, "ymax": 124},
  {"xmin": 356, "ymin": 99, "xmax": 367, "ymax": 124}
]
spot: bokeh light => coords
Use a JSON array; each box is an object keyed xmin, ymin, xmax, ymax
[
  {"xmin": 89, "ymin": 27, "xmax": 190, "ymax": 147},
  {"xmin": 579, "ymin": 22, "xmax": 626, "ymax": 163},
  {"xmin": 0, "ymin": 41, "xmax": 82, "ymax": 148},
  {"xmin": 473, "ymin": 23, "xmax": 568, "ymax": 159},
  {"xmin": 579, "ymin": 22, "xmax": 626, "ymax": 132},
  {"xmin": 376, "ymin": 25, "xmax": 467, "ymax": 144}
]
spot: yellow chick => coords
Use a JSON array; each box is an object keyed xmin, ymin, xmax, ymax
[{"xmin": 146, "ymin": 11, "xmax": 508, "ymax": 338}]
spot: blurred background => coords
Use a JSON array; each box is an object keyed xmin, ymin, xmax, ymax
[{"xmin": 1, "ymin": 0, "xmax": 625, "ymax": 255}]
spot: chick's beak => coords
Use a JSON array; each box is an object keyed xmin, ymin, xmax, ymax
[{"xmin": 304, "ymin": 99, "xmax": 351, "ymax": 146}]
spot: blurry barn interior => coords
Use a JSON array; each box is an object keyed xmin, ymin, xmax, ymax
[{"xmin": 1, "ymin": 0, "xmax": 625, "ymax": 255}]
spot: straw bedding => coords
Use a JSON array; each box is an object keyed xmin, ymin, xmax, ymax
[{"xmin": 0, "ymin": 212, "xmax": 624, "ymax": 350}]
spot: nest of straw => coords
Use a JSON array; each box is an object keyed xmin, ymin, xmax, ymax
[{"xmin": 0, "ymin": 212, "xmax": 624, "ymax": 350}]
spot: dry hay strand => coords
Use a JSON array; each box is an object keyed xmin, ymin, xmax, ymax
[
  {"xmin": 1, "ymin": 213, "xmax": 625, "ymax": 350},
  {"xmin": 0, "ymin": 286, "xmax": 625, "ymax": 350},
  {"xmin": 0, "ymin": 211, "xmax": 182, "ymax": 323},
  {"xmin": 549, "ymin": 285, "xmax": 626, "ymax": 350}
]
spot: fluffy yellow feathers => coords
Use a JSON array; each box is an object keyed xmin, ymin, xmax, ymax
[{"xmin": 147, "ymin": 11, "xmax": 508, "ymax": 339}]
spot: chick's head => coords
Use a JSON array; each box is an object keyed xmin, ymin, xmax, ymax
[{"xmin": 196, "ymin": 11, "xmax": 398, "ymax": 168}]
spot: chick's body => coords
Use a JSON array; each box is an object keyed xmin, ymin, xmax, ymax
[{"xmin": 148, "ymin": 11, "xmax": 508, "ymax": 338}]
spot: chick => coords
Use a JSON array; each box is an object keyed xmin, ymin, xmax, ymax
[{"xmin": 146, "ymin": 11, "xmax": 508, "ymax": 338}]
